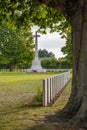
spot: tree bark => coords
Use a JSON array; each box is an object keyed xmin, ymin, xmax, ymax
[
  {"xmin": 59, "ymin": 4, "xmax": 87, "ymax": 128},
  {"xmin": 68, "ymin": 2, "xmax": 87, "ymax": 127},
  {"xmin": 37, "ymin": 0, "xmax": 87, "ymax": 129}
]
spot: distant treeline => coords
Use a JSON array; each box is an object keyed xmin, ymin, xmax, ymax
[
  {"xmin": 41, "ymin": 57, "xmax": 72, "ymax": 69},
  {"xmin": 39, "ymin": 48, "xmax": 72, "ymax": 69}
]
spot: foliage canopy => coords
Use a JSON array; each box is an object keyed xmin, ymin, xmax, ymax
[{"xmin": 0, "ymin": 0, "xmax": 71, "ymax": 37}]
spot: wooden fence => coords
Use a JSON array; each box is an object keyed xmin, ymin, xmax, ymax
[{"xmin": 43, "ymin": 71, "xmax": 70, "ymax": 106}]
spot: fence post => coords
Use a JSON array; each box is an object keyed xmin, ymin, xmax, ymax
[
  {"xmin": 50, "ymin": 77, "xmax": 53, "ymax": 101},
  {"xmin": 47, "ymin": 78, "xmax": 50, "ymax": 104},
  {"xmin": 43, "ymin": 79, "xmax": 47, "ymax": 107}
]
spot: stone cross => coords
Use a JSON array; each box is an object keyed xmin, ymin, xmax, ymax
[
  {"xmin": 33, "ymin": 31, "xmax": 40, "ymax": 59},
  {"xmin": 27, "ymin": 31, "xmax": 45, "ymax": 72}
]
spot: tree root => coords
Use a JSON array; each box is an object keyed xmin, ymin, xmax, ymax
[{"xmin": 56, "ymin": 105, "xmax": 87, "ymax": 129}]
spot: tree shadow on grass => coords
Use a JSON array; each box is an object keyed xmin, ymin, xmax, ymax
[
  {"xmin": 23, "ymin": 109, "xmax": 86, "ymax": 130},
  {"xmin": 0, "ymin": 105, "xmax": 85, "ymax": 130},
  {"xmin": 43, "ymin": 111, "xmax": 87, "ymax": 130},
  {"xmin": 24, "ymin": 124, "xmax": 65, "ymax": 130}
]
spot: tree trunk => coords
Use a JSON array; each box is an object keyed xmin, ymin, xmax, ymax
[
  {"xmin": 58, "ymin": 3, "xmax": 87, "ymax": 129},
  {"xmin": 9, "ymin": 62, "xmax": 14, "ymax": 71}
]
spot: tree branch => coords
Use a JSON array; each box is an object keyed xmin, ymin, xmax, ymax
[{"xmin": 37, "ymin": 0, "xmax": 66, "ymax": 16}]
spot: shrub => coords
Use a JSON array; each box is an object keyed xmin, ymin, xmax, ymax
[{"xmin": 31, "ymin": 87, "xmax": 43, "ymax": 107}]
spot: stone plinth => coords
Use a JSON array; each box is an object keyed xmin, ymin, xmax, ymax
[
  {"xmin": 27, "ymin": 58, "xmax": 46, "ymax": 72},
  {"xmin": 29, "ymin": 57, "xmax": 46, "ymax": 72}
]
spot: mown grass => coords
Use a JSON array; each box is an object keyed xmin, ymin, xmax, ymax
[{"xmin": 0, "ymin": 72, "xmax": 71, "ymax": 130}]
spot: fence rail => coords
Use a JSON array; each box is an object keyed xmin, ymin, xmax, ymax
[{"xmin": 43, "ymin": 71, "xmax": 70, "ymax": 106}]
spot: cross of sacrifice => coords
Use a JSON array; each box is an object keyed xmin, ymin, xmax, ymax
[{"xmin": 33, "ymin": 31, "xmax": 40, "ymax": 53}]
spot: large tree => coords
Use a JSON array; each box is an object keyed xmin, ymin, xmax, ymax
[
  {"xmin": 0, "ymin": 0, "xmax": 87, "ymax": 129},
  {"xmin": 36, "ymin": 0, "xmax": 87, "ymax": 129}
]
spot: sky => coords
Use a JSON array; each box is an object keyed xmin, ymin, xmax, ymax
[{"xmin": 32, "ymin": 26, "xmax": 66, "ymax": 59}]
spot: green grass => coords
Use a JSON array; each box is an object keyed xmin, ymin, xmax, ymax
[{"xmin": 0, "ymin": 72, "xmax": 71, "ymax": 130}]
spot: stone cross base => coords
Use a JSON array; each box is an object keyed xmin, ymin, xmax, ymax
[
  {"xmin": 27, "ymin": 58, "xmax": 46, "ymax": 72},
  {"xmin": 27, "ymin": 68, "xmax": 46, "ymax": 73}
]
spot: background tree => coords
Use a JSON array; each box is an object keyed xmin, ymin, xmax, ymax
[
  {"xmin": 0, "ymin": 25, "xmax": 34, "ymax": 70},
  {"xmin": 39, "ymin": 49, "xmax": 71, "ymax": 68},
  {"xmin": 38, "ymin": 49, "xmax": 55, "ymax": 58},
  {"xmin": 58, "ymin": 57, "xmax": 72, "ymax": 69},
  {"xmin": 61, "ymin": 33, "xmax": 72, "ymax": 67},
  {"xmin": 41, "ymin": 57, "xmax": 72, "ymax": 69},
  {"xmin": 41, "ymin": 58, "xmax": 57, "ymax": 69}
]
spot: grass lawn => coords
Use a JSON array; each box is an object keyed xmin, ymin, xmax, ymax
[{"xmin": 0, "ymin": 72, "xmax": 71, "ymax": 130}]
